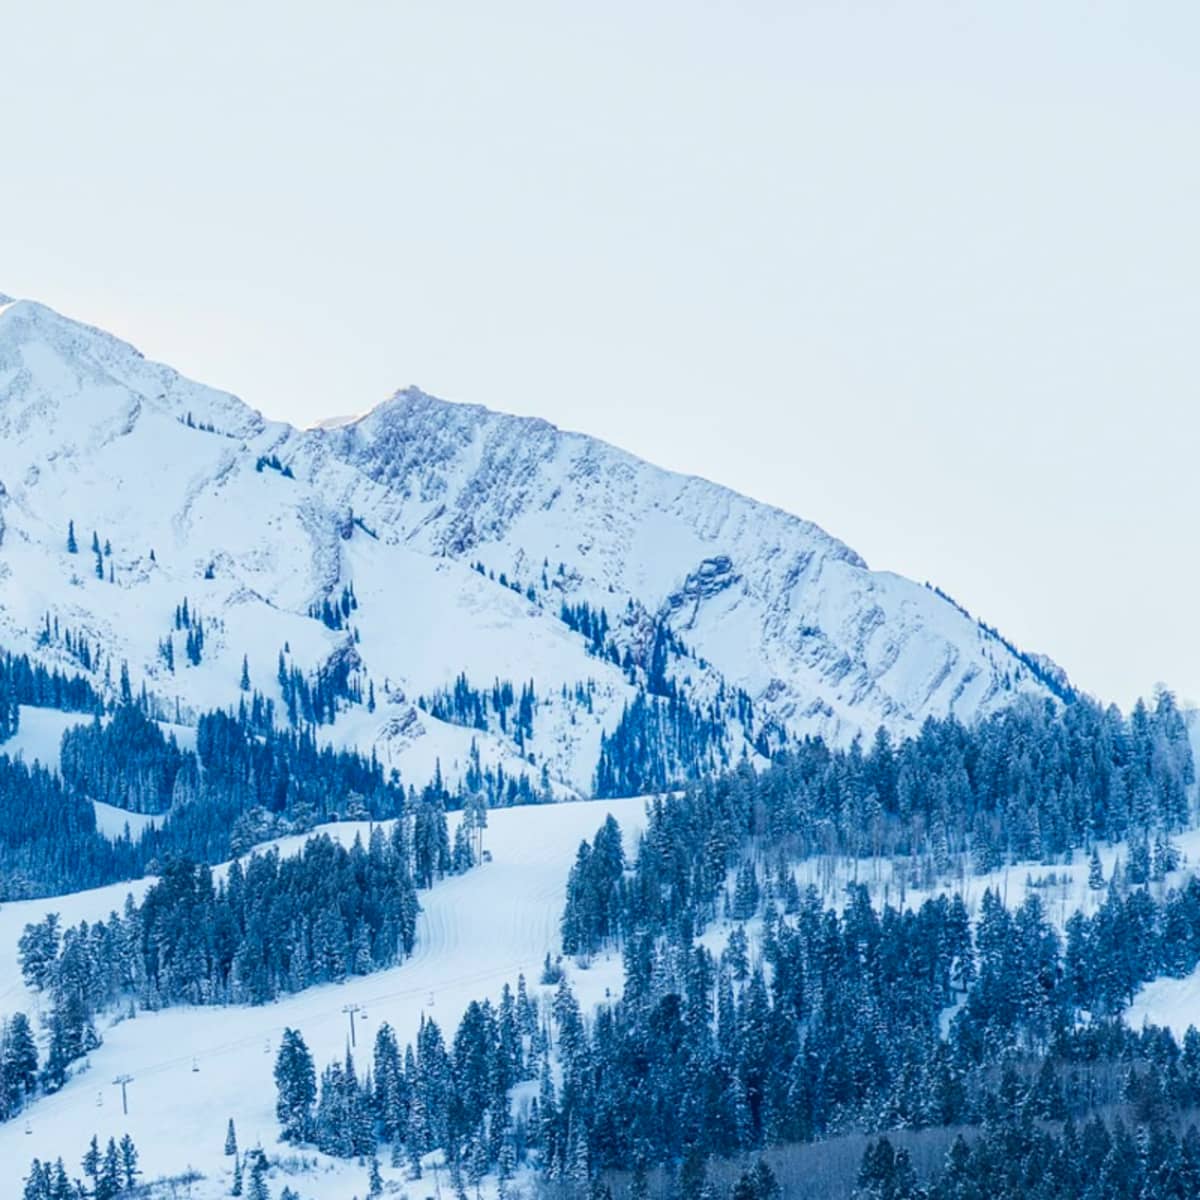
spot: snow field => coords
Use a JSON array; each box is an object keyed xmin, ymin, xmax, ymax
[{"xmin": 0, "ymin": 796, "xmax": 647, "ymax": 1198}]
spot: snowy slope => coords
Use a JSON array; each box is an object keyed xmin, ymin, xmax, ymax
[
  {"xmin": 0, "ymin": 797, "xmax": 648, "ymax": 1198},
  {"xmin": 0, "ymin": 295, "xmax": 1067, "ymax": 797},
  {"xmin": 308, "ymin": 389, "xmax": 1066, "ymax": 738}
]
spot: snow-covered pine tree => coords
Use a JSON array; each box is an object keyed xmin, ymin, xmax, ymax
[
  {"xmin": 118, "ymin": 1134, "xmax": 139, "ymax": 1190},
  {"xmin": 274, "ymin": 1029, "xmax": 316, "ymax": 1144},
  {"xmin": 247, "ymin": 1150, "xmax": 270, "ymax": 1200}
]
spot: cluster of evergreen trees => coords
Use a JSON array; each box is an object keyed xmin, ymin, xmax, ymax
[
  {"xmin": 0, "ymin": 696, "xmax": 418, "ymax": 897},
  {"xmin": 561, "ymin": 815, "xmax": 626, "ymax": 955},
  {"xmin": 273, "ymin": 975, "xmax": 546, "ymax": 1184},
  {"xmin": 548, "ymin": 862, "xmax": 1200, "ymax": 1175},
  {"xmin": 308, "ymin": 583, "xmax": 358, "ymax": 632},
  {"xmin": 461, "ymin": 738, "xmax": 553, "ymax": 808},
  {"xmin": 255, "ymin": 452, "xmax": 295, "ymax": 478},
  {"xmin": 23, "ymin": 1132, "xmax": 139, "ymax": 1200},
  {"xmin": 35, "ymin": 614, "xmax": 104, "ymax": 676},
  {"xmin": 0, "ymin": 649, "xmax": 103, "ymax": 742},
  {"xmin": 859, "ymin": 1107, "xmax": 1200, "ymax": 1200},
  {"xmin": 274, "ymin": 920, "xmax": 1200, "ymax": 1198},
  {"xmin": 189, "ymin": 705, "xmax": 402, "ymax": 840},
  {"xmin": 561, "ymin": 601, "xmax": 618, "ymax": 661},
  {"xmin": 602, "ymin": 690, "xmax": 1191, "ymax": 874},
  {"xmin": 181, "ymin": 411, "xmax": 222, "ymax": 434},
  {"xmin": 299, "ymin": 689, "xmax": 1199, "ymax": 1194},
  {"xmin": 594, "ymin": 686, "xmax": 749, "ymax": 799},
  {"xmin": 541, "ymin": 695, "xmax": 1200, "ymax": 1193},
  {"xmin": 60, "ymin": 706, "xmax": 187, "ymax": 815},
  {"xmin": 14, "ymin": 823, "xmax": 452, "ymax": 1095},
  {"xmin": 277, "ymin": 644, "xmax": 364, "ymax": 726},
  {"xmin": 1, "ymin": 676, "xmax": 525, "ymax": 900},
  {"xmin": 558, "ymin": 601, "xmax": 692, "ymax": 699},
  {"xmin": 419, "ymin": 674, "xmax": 537, "ymax": 749},
  {"xmin": 0, "ymin": 754, "xmax": 142, "ymax": 899},
  {"xmin": 164, "ymin": 595, "xmax": 217, "ymax": 668},
  {"xmin": 225, "ymin": 1139, "xmax": 278, "ymax": 1200}
]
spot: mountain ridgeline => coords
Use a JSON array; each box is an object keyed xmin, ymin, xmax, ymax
[
  {"xmin": 0, "ymin": 294, "xmax": 1074, "ymax": 802},
  {"xmin": 5, "ymin": 296, "xmax": 1200, "ymax": 1200}
]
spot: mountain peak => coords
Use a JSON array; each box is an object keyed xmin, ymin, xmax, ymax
[
  {"xmin": 311, "ymin": 385, "xmax": 469, "ymax": 434},
  {"xmin": 0, "ymin": 294, "xmax": 1070, "ymax": 770}
]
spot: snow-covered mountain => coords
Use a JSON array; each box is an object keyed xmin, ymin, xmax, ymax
[{"xmin": 0, "ymin": 294, "xmax": 1068, "ymax": 795}]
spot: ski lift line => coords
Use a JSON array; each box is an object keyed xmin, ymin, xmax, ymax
[{"xmin": 21, "ymin": 955, "xmax": 545, "ymax": 1120}]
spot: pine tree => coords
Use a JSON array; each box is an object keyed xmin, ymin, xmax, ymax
[
  {"xmin": 1088, "ymin": 847, "xmax": 1105, "ymax": 890},
  {"xmin": 240, "ymin": 656, "xmax": 251, "ymax": 693},
  {"xmin": 275, "ymin": 1029, "xmax": 317, "ymax": 1143},
  {"xmin": 118, "ymin": 1134, "xmax": 139, "ymax": 1191},
  {"xmin": 95, "ymin": 1138, "xmax": 121, "ymax": 1200},
  {"xmin": 50, "ymin": 1159, "xmax": 70, "ymax": 1200},
  {"xmin": 82, "ymin": 1136, "xmax": 101, "ymax": 1185},
  {"xmin": 67, "ymin": 521, "xmax": 77, "ymax": 554},
  {"xmin": 2, "ymin": 1010, "xmax": 40, "ymax": 1111},
  {"xmin": 22, "ymin": 1159, "xmax": 49, "ymax": 1200},
  {"xmin": 247, "ymin": 1151, "xmax": 270, "ymax": 1200},
  {"xmin": 225, "ymin": 1118, "xmax": 239, "ymax": 1156}
]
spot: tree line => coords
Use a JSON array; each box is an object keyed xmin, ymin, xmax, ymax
[
  {"xmin": 22, "ymin": 1131, "xmax": 140, "ymax": 1200},
  {"xmin": 9, "ymin": 817, "xmax": 460, "ymax": 1108},
  {"xmin": 0, "ymin": 649, "xmax": 102, "ymax": 742}
]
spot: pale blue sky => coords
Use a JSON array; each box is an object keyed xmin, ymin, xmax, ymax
[{"xmin": 3, "ymin": 2, "xmax": 1198, "ymax": 708}]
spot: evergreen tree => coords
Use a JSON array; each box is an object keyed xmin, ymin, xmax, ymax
[
  {"xmin": 247, "ymin": 1150, "xmax": 270, "ymax": 1200},
  {"xmin": 118, "ymin": 1134, "xmax": 139, "ymax": 1190},
  {"xmin": 1, "ymin": 1010, "xmax": 40, "ymax": 1116},
  {"xmin": 95, "ymin": 1138, "xmax": 121, "ymax": 1200},
  {"xmin": 275, "ymin": 1029, "xmax": 317, "ymax": 1143},
  {"xmin": 81, "ymin": 1137, "xmax": 101, "ymax": 1193}
]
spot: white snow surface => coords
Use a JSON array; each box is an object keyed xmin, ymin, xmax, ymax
[
  {"xmin": 0, "ymin": 295, "xmax": 1067, "ymax": 797},
  {"xmin": 2, "ymin": 706, "xmax": 91, "ymax": 770},
  {"xmin": 0, "ymin": 797, "xmax": 648, "ymax": 1197},
  {"xmin": 1129, "ymin": 971, "xmax": 1200, "ymax": 1041}
]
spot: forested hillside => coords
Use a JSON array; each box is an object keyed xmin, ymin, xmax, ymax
[{"xmin": 218, "ymin": 689, "xmax": 1200, "ymax": 1200}]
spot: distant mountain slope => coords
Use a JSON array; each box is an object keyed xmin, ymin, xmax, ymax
[{"xmin": 0, "ymin": 295, "xmax": 1067, "ymax": 795}]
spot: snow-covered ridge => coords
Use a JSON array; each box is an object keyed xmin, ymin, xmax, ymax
[{"xmin": 0, "ymin": 293, "xmax": 1067, "ymax": 792}]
